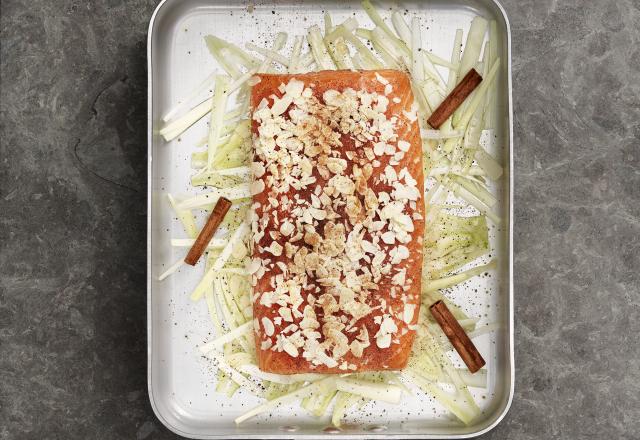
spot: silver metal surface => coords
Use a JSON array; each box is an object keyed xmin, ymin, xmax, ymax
[{"xmin": 147, "ymin": 1, "xmax": 514, "ymax": 438}]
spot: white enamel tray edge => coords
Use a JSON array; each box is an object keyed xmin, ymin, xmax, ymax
[{"xmin": 147, "ymin": 1, "xmax": 514, "ymax": 438}]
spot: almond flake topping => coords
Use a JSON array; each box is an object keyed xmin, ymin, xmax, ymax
[
  {"xmin": 262, "ymin": 317, "xmax": 275, "ymax": 336},
  {"xmin": 251, "ymin": 77, "xmax": 422, "ymax": 368}
]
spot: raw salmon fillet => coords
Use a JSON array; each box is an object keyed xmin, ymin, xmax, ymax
[{"xmin": 249, "ymin": 70, "xmax": 424, "ymax": 374}]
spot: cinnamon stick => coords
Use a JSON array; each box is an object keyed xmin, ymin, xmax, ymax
[
  {"xmin": 429, "ymin": 300, "xmax": 486, "ymax": 373},
  {"xmin": 427, "ymin": 68, "xmax": 483, "ymax": 129},
  {"xmin": 184, "ymin": 197, "xmax": 232, "ymax": 266}
]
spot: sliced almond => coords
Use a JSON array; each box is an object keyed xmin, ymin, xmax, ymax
[{"xmin": 262, "ymin": 317, "xmax": 275, "ymax": 336}]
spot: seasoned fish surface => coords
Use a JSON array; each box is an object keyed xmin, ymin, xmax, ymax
[{"xmin": 250, "ymin": 70, "xmax": 424, "ymax": 374}]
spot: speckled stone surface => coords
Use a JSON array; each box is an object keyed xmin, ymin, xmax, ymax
[{"xmin": 1, "ymin": 0, "xmax": 638, "ymax": 439}]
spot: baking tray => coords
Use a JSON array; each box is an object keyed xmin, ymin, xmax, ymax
[{"xmin": 147, "ymin": 1, "xmax": 514, "ymax": 438}]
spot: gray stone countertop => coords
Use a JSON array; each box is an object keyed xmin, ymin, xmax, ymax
[{"xmin": 1, "ymin": 0, "xmax": 638, "ymax": 438}]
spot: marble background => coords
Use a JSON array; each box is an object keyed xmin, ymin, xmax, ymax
[{"xmin": 1, "ymin": 0, "xmax": 638, "ymax": 438}]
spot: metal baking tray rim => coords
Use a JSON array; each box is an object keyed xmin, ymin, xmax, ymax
[{"xmin": 146, "ymin": 0, "xmax": 515, "ymax": 437}]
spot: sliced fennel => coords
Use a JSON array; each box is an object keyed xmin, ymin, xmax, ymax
[
  {"xmin": 336, "ymin": 377, "xmax": 402, "ymax": 404},
  {"xmin": 204, "ymin": 284, "xmax": 224, "ymax": 334},
  {"xmin": 302, "ymin": 388, "xmax": 338, "ymax": 417},
  {"xmin": 204, "ymin": 36, "xmax": 242, "ymax": 78},
  {"xmin": 439, "ymin": 175, "xmax": 501, "ymax": 225},
  {"xmin": 288, "ymin": 36, "xmax": 304, "ymax": 73},
  {"xmin": 261, "ymin": 33, "xmax": 288, "ymax": 74},
  {"xmin": 424, "ymin": 259, "xmax": 497, "ymax": 292},
  {"xmin": 383, "ymin": 372, "xmax": 413, "ymax": 395},
  {"xmin": 238, "ymin": 364, "xmax": 328, "ymax": 385},
  {"xmin": 324, "ymin": 11, "xmax": 334, "ymax": 34},
  {"xmin": 361, "ymin": 0, "xmax": 397, "ymax": 44},
  {"xmin": 424, "ymin": 211, "xmax": 489, "ymax": 279},
  {"xmin": 325, "ymin": 32, "xmax": 355, "ymax": 70},
  {"xmin": 299, "ymin": 52, "xmax": 315, "ymax": 69},
  {"xmin": 411, "ymin": 18, "xmax": 424, "ymax": 81},
  {"xmin": 207, "ymin": 75, "xmax": 232, "ymax": 167},
  {"xmin": 203, "ymin": 349, "xmax": 264, "ymax": 398},
  {"xmin": 246, "ymin": 43, "xmax": 291, "ymax": 67},
  {"xmin": 198, "ymin": 321, "xmax": 253, "ymax": 354},
  {"xmin": 167, "ymin": 194, "xmax": 198, "ymax": 238},
  {"xmin": 447, "ymin": 29, "xmax": 463, "ymax": 95},
  {"xmin": 171, "ymin": 238, "xmax": 226, "ymax": 249},
  {"xmin": 159, "ymin": 97, "xmax": 213, "ymax": 141},
  {"xmin": 176, "ymin": 185, "xmax": 250, "ymax": 210},
  {"xmin": 404, "ymin": 369, "xmax": 479, "ymax": 425},
  {"xmin": 190, "ymin": 222, "xmax": 249, "ymax": 301},
  {"xmin": 162, "ymin": 72, "xmax": 216, "ymax": 123},
  {"xmin": 235, "ymin": 377, "xmax": 337, "ymax": 424},
  {"xmin": 484, "ymin": 20, "xmax": 499, "ymax": 128},
  {"xmin": 307, "ymin": 25, "xmax": 336, "ymax": 70},
  {"xmin": 332, "ymin": 391, "xmax": 364, "ymax": 427},
  {"xmin": 329, "ymin": 26, "xmax": 383, "ymax": 69},
  {"xmin": 406, "ymin": 328, "xmax": 481, "ymax": 424},
  {"xmin": 421, "ymin": 129, "xmax": 464, "ymax": 140},
  {"xmin": 474, "ymin": 147, "xmax": 503, "ymax": 180},
  {"xmin": 409, "ymin": 363, "xmax": 487, "ymax": 388},
  {"xmin": 424, "ymin": 51, "xmax": 456, "ymax": 69},
  {"xmin": 391, "ymin": 11, "xmax": 412, "ymax": 48},
  {"xmin": 458, "ymin": 17, "xmax": 488, "ymax": 79},
  {"xmin": 158, "ymin": 258, "xmax": 184, "ymax": 281},
  {"xmin": 452, "ymin": 16, "xmax": 488, "ymax": 126},
  {"xmin": 429, "ymin": 166, "xmax": 486, "ymax": 177}
]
